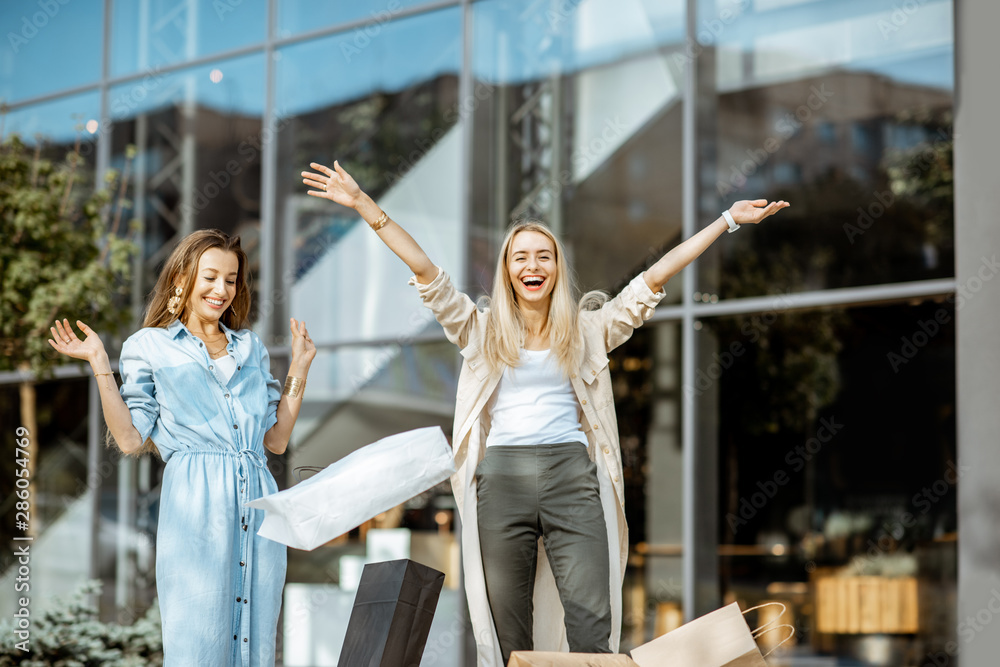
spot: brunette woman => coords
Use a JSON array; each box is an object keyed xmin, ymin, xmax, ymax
[
  {"xmin": 302, "ymin": 160, "xmax": 787, "ymax": 666},
  {"xmin": 49, "ymin": 230, "xmax": 315, "ymax": 667}
]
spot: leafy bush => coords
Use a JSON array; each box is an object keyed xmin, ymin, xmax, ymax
[{"xmin": 0, "ymin": 581, "xmax": 162, "ymax": 666}]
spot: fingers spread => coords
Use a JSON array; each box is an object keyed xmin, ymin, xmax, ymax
[{"xmin": 310, "ymin": 162, "xmax": 333, "ymax": 176}]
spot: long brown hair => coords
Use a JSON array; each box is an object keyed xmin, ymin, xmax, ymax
[{"xmin": 143, "ymin": 229, "xmax": 252, "ymax": 330}]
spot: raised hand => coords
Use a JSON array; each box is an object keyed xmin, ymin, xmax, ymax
[
  {"xmin": 729, "ymin": 199, "xmax": 790, "ymax": 225},
  {"xmin": 48, "ymin": 319, "xmax": 107, "ymax": 364},
  {"xmin": 289, "ymin": 318, "xmax": 316, "ymax": 369},
  {"xmin": 302, "ymin": 161, "xmax": 363, "ymax": 210}
]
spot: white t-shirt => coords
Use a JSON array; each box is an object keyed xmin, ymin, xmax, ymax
[
  {"xmin": 212, "ymin": 354, "xmax": 238, "ymax": 385},
  {"xmin": 485, "ymin": 348, "xmax": 588, "ymax": 447}
]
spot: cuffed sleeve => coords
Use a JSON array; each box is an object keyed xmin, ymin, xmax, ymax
[
  {"xmin": 119, "ymin": 334, "xmax": 159, "ymax": 443},
  {"xmin": 256, "ymin": 334, "xmax": 282, "ymax": 434},
  {"xmin": 409, "ymin": 267, "xmax": 480, "ymax": 350}
]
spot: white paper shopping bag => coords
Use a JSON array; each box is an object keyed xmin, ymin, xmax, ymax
[{"xmin": 246, "ymin": 426, "xmax": 454, "ymax": 550}]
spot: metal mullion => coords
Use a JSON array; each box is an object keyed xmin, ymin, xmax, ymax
[
  {"xmin": 259, "ymin": 0, "xmax": 278, "ymax": 345},
  {"xmin": 681, "ymin": 0, "xmax": 699, "ymax": 623}
]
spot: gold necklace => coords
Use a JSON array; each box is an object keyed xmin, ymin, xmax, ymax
[{"xmin": 206, "ymin": 342, "xmax": 229, "ymax": 359}]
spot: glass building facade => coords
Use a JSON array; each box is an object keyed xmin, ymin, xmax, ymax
[{"xmin": 1, "ymin": 1, "xmax": 977, "ymax": 665}]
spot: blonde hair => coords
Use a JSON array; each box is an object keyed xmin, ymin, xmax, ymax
[
  {"xmin": 115, "ymin": 230, "xmax": 252, "ymax": 457},
  {"xmin": 143, "ymin": 229, "xmax": 251, "ymax": 329},
  {"xmin": 481, "ymin": 221, "xmax": 607, "ymax": 375}
]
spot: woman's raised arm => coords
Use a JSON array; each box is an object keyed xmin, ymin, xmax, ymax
[
  {"xmin": 48, "ymin": 319, "xmax": 145, "ymax": 454},
  {"xmin": 643, "ymin": 199, "xmax": 790, "ymax": 293},
  {"xmin": 302, "ymin": 161, "xmax": 439, "ymax": 284}
]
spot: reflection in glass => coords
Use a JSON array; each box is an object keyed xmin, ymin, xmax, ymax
[
  {"xmin": 276, "ymin": 0, "xmax": 434, "ymax": 39},
  {"xmin": 282, "ymin": 339, "xmax": 461, "ymax": 664},
  {"xmin": 2, "ymin": 91, "xmax": 101, "ymax": 170},
  {"xmin": 470, "ymin": 0, "xmax": 686, "ymax": 302},
  {"xmin": 110, "ymin": 0, "xmax": 266, "ymax": 77},
  {"xmin": 0, "ymin": 0, "xmax": 103, "ymax": 103},
  {"xmin": 698, "ymin": 0, "xmax": 955, "ymax": 298},
  {"xmin": 275, "ymin": 7, "xmax": 462, "ymax": 346},
  {"xmin": 108, "ymin": 54, "xmax": 266, "ymax": 321},
  {"xmin": 703, "ymin": 300, "xmax": 956, "ymax": 661}
]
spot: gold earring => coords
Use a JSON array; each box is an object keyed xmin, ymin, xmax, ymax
[{"xmin": 167, "ymin": 286, "xmax": 183, "ymax": 315}]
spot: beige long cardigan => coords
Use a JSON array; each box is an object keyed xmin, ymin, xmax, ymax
[{"xmin": 410, "ymin": 268, "xmax": 666, "ymax": 666}]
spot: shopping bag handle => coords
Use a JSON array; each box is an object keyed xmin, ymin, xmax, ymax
[
  {"xmin": 754, "ymin": 624, "xmax": 795, "ymax": 657},
  {"xmin": 292, "ymin": 466, "xmax": 325, "ymax": 483},
  {"xmin": 742, "ymin": 601, "xmax": 787, "ymax": 636}
]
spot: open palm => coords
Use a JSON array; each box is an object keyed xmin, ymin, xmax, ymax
[
  {"xmin": 730, "ymin": 199, "xmax": 790, "ymax": 225},
  {"xmin": 48, "ymin": 319, "xmax": 106, "ymax": 363},
  {"xmin": 302, "ymin": 161, "xmax": 362, "ymax": 210}
]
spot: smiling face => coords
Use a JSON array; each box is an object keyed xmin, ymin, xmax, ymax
[
  {"xmin": 181, "ymin": 247, "xmax": 240, "ymax": 325},
  {"xmin": 507, "ymin": 230, "xmax": 558, "ymax": 306}
]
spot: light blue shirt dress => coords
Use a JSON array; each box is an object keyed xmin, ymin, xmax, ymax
[{"xmin": 119, "ymin": 318, "xmax": 287, "ymax": 667}]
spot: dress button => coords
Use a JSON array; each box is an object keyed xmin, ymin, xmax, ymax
[
  {"xmin": 240, "ymin": 561, "xmax": 245, "ymax": 566},
  {"xmin": 591, "ymin": 370, "xmax": 597, "ymax": 376},
  {"xmin": 237, "ymin": 597, "xmax": 241, "ymax": 602},
  {"xmin": 571, "ymin": 373, "xmax": 577, "ymax": 379},
  {"xmin": 225, "ymin": 394, "xmax": 230, "ymax": 399},
  {"xmin": 237, "ymin": 366, "xmax": 241, "ymax": 371},
  {"xmin": 593, "ymin": 424, "xmax": 599, "ymax": 430},
  {"xmin": 604, "ymin": 448, "xmax": 610, "ymax": 454},
  {"xmin": 243, "ymin": 638, "xmax": 248, "ymax": 643},
  {"xmin": 581, "ymin": 399, "xmax": 587, "ymax": 405},
  {"xmin": 243, "ymin": 525, "xmax": 248, "ymax": 531},
  {"xmin": 234, "ymin": 635, "xmax": 237, "ymax": 640},
  {"xmin": 233, "ymin": 424, "xmax": 239, "ymax": 429},
  {"xmin": 244, "ymin": 599, "xmax": 248, "ymax": 604},
  {"xmin": 209, "ymin": 365, "xmax": 214, "ymax": 370}
]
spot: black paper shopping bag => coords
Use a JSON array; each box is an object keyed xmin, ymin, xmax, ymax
[{"xmin": 338, "ymin": 558, "xmax": 445, "ymax": 667}]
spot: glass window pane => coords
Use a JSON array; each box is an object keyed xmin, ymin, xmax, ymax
[
  {"xmin": 110, "ymin": 0, "xmax": 267, "ymax": 77},
  {"xmin": 0, "ymin": 0, "xmax": 103, "ymax": 103},
  {"xmin": 698, "ymin": 0, "xmax": 955, "ymax": 298},
  {"xmin": 282, "ymin": 340, "xmax": 462, "ymax": 665},
  {"xmin": 471, "ymin": 0, "xmax": 686, "ymax": 303},
  {"xmin": 701, "ymin": 300, "xmax": 956, "ymax": 661},
  {"xmin": 275, "ymin": 7, "xmax": 462, "ymax": 345},
  {"xmin": 108, "ymin": 54, "xmax": 266, "ymax": 321},
  {"xmin": 276, "ymin": 0, "xmax": 438, "ymax": 39},
  {"xmin": 2, "ymin": 91, "xmax": 101, "ymax": 169}
]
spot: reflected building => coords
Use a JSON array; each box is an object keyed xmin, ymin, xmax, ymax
[{"xmin": 2, "ymin": 0, "xmax": 993, "ymax": 665}]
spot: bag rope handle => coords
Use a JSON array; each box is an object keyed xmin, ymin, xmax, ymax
[
  {"xmin": 754, "ymin": 624, "xmax": 795, "ymax": 658},
  {"xmin": 742, "ymin": 601, "xmax": 787, "ymax": 636}
]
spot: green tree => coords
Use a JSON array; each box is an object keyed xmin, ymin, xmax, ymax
[{"xmin": 1, "ymin": 132, "xmax": 139, "ymax": 535}]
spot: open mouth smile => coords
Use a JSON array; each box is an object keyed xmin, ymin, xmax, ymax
[
  {"xmin": 204, "ymin": 297, "xmax": 226, "ymax": 309},
  {"xmin": 521, "ymin": 276, "xmax": 546, "ymax": 291}
]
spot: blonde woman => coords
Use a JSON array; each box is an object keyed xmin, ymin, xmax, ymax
[
  {"xmin": 303, "ymin": 161, "xmax": 788, "ymax": 665},
  {"xmin": 48, "ymin": 230, "xmax": 315, "ymax": 667}
]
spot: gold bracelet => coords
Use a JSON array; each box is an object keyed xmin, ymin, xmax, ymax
[
  {"xmin": 283, "ymin": 376, "xmax": 305, "ymax": 399},
  {"xmin": 370, "ymin": 210, "xmax": 388, "ymax": 231},
  {"xmin": 94, "ymin": 372, "xmax": 114, "ymax": 377}
]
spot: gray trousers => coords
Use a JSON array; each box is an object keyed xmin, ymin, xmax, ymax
[{"xmin": 475, "ymin": 443, "xmax": 612, "ymax": 664}]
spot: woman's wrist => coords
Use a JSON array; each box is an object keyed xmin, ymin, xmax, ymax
[
  {"xmin": 354, "ymin": 193, "xmax": 382, "ymax": 225},
  {"xmin": 288, "ymin": 361, "xmax": 311, "ymax": 378},
  {"xmin": 90, "ymin": 351, "xmax": 112, "ymax": 375}
]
